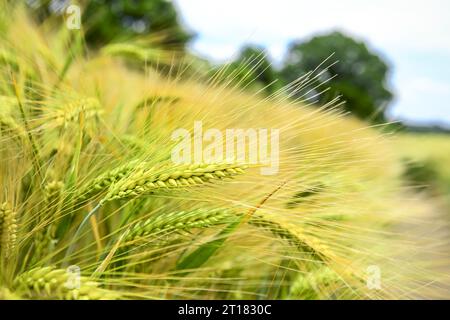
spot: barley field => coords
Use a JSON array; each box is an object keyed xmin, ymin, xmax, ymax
[{"xmin": 0, "ymin": 3, "xmax": 449, "ymax": 300}]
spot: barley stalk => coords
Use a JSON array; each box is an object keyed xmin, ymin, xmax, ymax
[
  {"xmin": 13, "ymin": 266, "xmax": 120, "ymax": 300},
  {"xmin": 12, "ymin": 78, "xmax": 43, "ymax": 181}
]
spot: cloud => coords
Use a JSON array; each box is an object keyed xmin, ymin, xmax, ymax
[{"xmin": 177, "ymin": 0, "xmax": 450, "ymax": 56}]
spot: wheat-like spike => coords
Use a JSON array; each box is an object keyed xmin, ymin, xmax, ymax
[
  {"xmin": 123, "ymin": 208, "xmax": 237, "ymax": 242},
  {"xmin": 0, "ymin": 287, "xmax": 22, "ymax": 299},
  {"xmin": 120, "ymin": 134, "xmax": 148, "ymax": 153},
  {"xmin": 44, "ymin": 180, "xmax": 64, "ymax": 206},
  {"xmin": 0, "ymin": 114, "xmax": 27, "ymax": 142},
  {"xmin": 0, "ymin": 205, "xmax": 4, "ymax": 247},
  {"xmin": 288, "ymin": 267, "xmax": 343, "ymax": 299},
  {"xmin": 0, "ymin": 95, "xmax": 18, "ymax": 113},
  {"xmin": 76, "ymin": 160, "xmax": 143, "ymax": 202},
  {"xmin": 101, "ymin": 43, "xmax": 173, "ymax": 63},
  {"xmin": 102, "ymin": 43, "xmax": 149, "ymax": 60},
  {"xmin": 112, "ymin": 208, "xmax": 238, "ymax": 271},
  {"xmin": 249, "ymin": 215, "xmax": 327, "ymax": 260},
  {"xmin": 33, "ymin": 230, "xmax": 57, "ymax": 263},
  {"xmin": 0, "ymin": 202, "xmax": 17, "ymax": 259},
  {"xmin": 102, "ymin": 162, "xmax": 247, "ymax": 203},
  {"xmin": 33, "ymin": 181, "xmax": 64, "ymax": 260},
  {"xmin": 0, "ymin": 49, "xmax": 34, "ymax": 76},
  {"xmin": 54, "ymin": 97, "xmax": 103, "ymax": 127},
  {"xmin": 123, "ymin": 208, "xmax": 326, "ymax": 263},
  {"xmin": 13, "ymin": 266, "xmax": 120, "ymax": 300},
  {"xmin": 0, "ymin": 49, "xmax": 20, "ymax": 70}
]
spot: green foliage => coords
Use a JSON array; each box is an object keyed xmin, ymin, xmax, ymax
[
  {"xmin": 402, "ymin": 158, "xmax": 439, "ymax": 191},
  {"xmin": 281, "ymin": 32, "xmax": 393, "ymax": 122},
  {"xmin": 82, "ymin": 0, "xmax": 192, "ymax": 47},
  {"xmin": 175, "ymin": 216, "xmax": 243, "ymax": 272},
  {"xmin": 219, "ymin": 45, "xmax": 283, "ymax": 95},
  {"xmin": 26, "ymin": 0, "xmax": 192, "ymax": 49}
]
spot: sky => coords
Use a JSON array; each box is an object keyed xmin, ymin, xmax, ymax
[{"xmin": 174, "ymin": 0, "xmax": 450, "ymax": 127}]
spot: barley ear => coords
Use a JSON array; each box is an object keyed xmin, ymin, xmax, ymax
[
  {"xmin": 0, "ymin": 202, "xmax": 17, "ymax": 260},
  {"xmin": 249, "ymin": 214, "xmax": 329, "ymax": 261},
  {"xmin": 0, "ymin": 114, "xmax": 27, "ymax": 144},
  {"xmin": 123, "ymin": 208, "xmax": 237, "ymax": 244},
  {"xmin": 103, "ymin": 162, "xmax": 247, "ymax": 203},
  {"xmin": 75, "ymin": 159, "xmax": 142, "ymax": 203},
  {"xmin": 13, "ymin": 266, "xmax": 120, "ymax": 300},
  {"xmin": 55, "ymin": 97, "xmax": 103, "ymax": 128},
  {"xmin": 44, "ymin": 180, "xmax": 64, "ymax": 207}
]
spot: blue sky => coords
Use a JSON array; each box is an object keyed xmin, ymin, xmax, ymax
[{"xmin": 174, "ymin": 0, "xmax": 450, "ymax": 126}]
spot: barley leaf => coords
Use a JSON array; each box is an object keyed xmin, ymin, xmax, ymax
[{"xmin": 175, "ymin": 215, "xmax": 244, "ymax": 272}]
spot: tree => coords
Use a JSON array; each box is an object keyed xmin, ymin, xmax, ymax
[
  {"xmin": 221, "ymin": 45, "xmax": 282, "ymax": 95},
  {"xmin": 82, "ymin": 0, "xmax": 192, "ymax": 48},
  {"xmin": 27, "ymin": 0, "xmax": 192, "ymax": 49},
  {"xmin": 281, "ymin": 32, "xmax": 393, "ymax": 122}
]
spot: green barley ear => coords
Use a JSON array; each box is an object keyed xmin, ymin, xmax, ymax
[
  {"xmin": 0, "ymin": 287, "xmax": 22, "ymax": 299},
  {"xmin": 102, "ymin": 162, "xmax": 247, "ymax": 203},
  {"xmin": 50, "ymin": 97, "xmax": 103, "ymax": 129},
  {"xmin": 101, "ymin": 41, "xmax": 179, "ymax": 64},
  {"xmin": 109, "ymin": 208, "xmax": 237, "ymax": 271},
  {"xmin": 0, "ymin": 49, "xmax": 32, "ymax": 75},
  {"xmin": 76, "ymin": 159, "xmax": 142, "ymax": 202},
  {"xmin": 120, "ymin": 134, "xmax": 148, "ymax": 154},
  {"xmin": 33, "ymin": 180, "xmax": 64, "ymax": 261},
  {"xmin": 123, "ymin": 208, "xmax": 237, "ymax": 243},
  {"xmin": 13, "ymin": 266, "xmax": 120, "ymax": 300},
  {"xmin": 288, "ymin": 267, "xmax": 343, "ymax": 299},
  {"xmin": 42, "ymin": 97, "xmax": 103, "ymax": 129},
  {"xmin": 249, "ymin": 214, "xmax": 328, "ymax": 261},
  {"xmin": 0, "ymin": 95, "xmax": 18, "ymax": 114},
  {"xmin": 0, "ymin": 202, "xmax": 17, "ymax": 260},
  {"xmin": 44, "ymin": 180, "xmax": 64, "ymax": 207},
  {"xmin": 0, "ymin": 114, "xmax": 27, "ymax": 143},
  {"xmin": 66, "ymin": 163, "xmax": 246, "ymax": 261}
]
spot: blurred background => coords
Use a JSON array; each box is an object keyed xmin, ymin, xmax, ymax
[
  {"xmin": 27, "ymin": 0, "xmax": 450, "ymax": 128},
  {"xmin": 176, "ymin": 0, "xmax": 450, "ymax": 129},
  {"xmin": 26, "ymin": 0, "xmax": 450, "ymax": 208}
]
